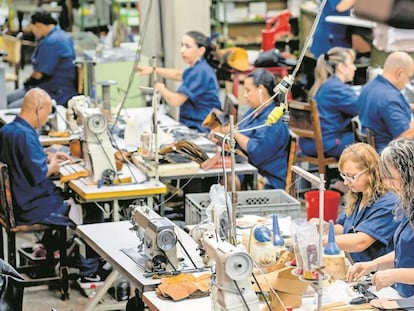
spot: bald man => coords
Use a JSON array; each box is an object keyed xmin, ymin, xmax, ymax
[
  {"xmin": 359, "ymin": 51, "xmax": 414, "ymax": 153},
  {"xmin": 0, "ymin": 88, "xmax": 104, "ymax": 284},
  {"xmin": 0, "ymin": 88, "xmax": 71, "ymax": 224}
]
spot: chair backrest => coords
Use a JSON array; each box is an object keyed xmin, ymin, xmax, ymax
[
  {"xmin": 75, "ymin": 63, "xmax": 84, "ymax": 95},
  {"xmin": 366, "ymin": 128, "xmax": 376, "ymax": 151},
  {"xmin": 351, "ymin": 118, "xmax": 376, "ymax": 150},
  {"xmin": 222, "ymin": 93, "xmax": 239, "ymax": 124},
  {"xmin": 285, "ymin": 133, "xmax": 297, "ymax": 195},
  {"xmin": 0, "ymin": 161, "xmax": 16, "ymax": 231},
  {"xmin": 351, "ymin": 118, "xmax": 367, "ymax": 143},
  {"xmin": 0, "ymin": 35, "xmax": 21, "ymax": 65},
  {"xmin": 288, "ymin": 99, "xmax": 336, "ymax": 174}
]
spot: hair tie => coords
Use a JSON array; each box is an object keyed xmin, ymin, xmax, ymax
[{"xmin": 324, "ymin": 53, "xmax": 330, "ymax": 61}]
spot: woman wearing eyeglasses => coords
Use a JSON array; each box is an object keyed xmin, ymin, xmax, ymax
[
  {"xmin": 300, "ymin": 47, "xmax": 359, "ymax": 159},
  {"xmin": 347, "ymin": 139, "xmax": 414, "ymax": 299},
  {"xmin": 312, "ymin": 143, "xmax": 399, "ymax": 263}
]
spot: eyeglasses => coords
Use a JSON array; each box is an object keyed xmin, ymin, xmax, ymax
[{"xmin": 340, "ymin": 168, "xmax": 368, "ymax": 182}]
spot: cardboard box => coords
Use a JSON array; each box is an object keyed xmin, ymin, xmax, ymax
[
  {"xmin": 253, "ymin": 266, "xmax": 308, "ymax": 293},
  {"xmin": 254, "ymin": 265, "xmax": 308, "ymax": 311},
  {"xmin": 270, "ymin": 291, "xmax": 303, "ymax": 311}
]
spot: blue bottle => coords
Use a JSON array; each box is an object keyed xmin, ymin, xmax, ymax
[
  {"xmin": 272, "ymin": 214, "xmax": 284, "ymax": 246},
  {"xmin": 324, "ymin": 220, "xmax": 340, "ymax": 255}
]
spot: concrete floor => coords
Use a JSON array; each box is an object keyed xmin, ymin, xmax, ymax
[
  {"xmin": 16, "ymin": 232, "xmax": 129, "ymax": 311},
  {"xmin": 3, "ymin": 49, "xmax": 329, "ymax": 311}
]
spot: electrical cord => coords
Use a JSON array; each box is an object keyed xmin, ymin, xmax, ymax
[{"xmin": 111, "ymin": 0, "xmax": 154, "ymax": 132}]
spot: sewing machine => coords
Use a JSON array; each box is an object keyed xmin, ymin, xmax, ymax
[
  {"xmin": 131, "ymin": 204, "xmax": 180, "ymax": 272},
  {"xmin": 202, "ymin": 232, "xmax": 259, "ymax": 311},
  {"xmin": 67, "ymin": 95, "xmax": 116, "ymax": 183}
]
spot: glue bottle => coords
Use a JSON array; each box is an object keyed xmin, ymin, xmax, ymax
[
  {"xmin": 324, "ymin": 220, "xmax": 340, "ymax": 255},
  {"xmin": 272, "ymin": 214, "xmax": 285, "ymax": 246}
]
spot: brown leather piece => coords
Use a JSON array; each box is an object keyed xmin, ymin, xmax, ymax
[{"xmin": 155, "ymin": 273, "xmax": 211, "ymax": 301}]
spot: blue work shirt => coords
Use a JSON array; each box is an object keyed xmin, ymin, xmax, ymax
[
  {"xmin": 310, "ymin": 0, "xmax": 351, "ymax": 58},
  {"xmin": 177, "ymin": 58, "xmax": 221, "ymax": 133},
  {"xmin": 300, "ymin": 76, "xmax": 359, "ymax": 158},
  {"xmin": 31, "ymin": 25, "xmax": 77, "ymax": 106},
  {"xmin": 0, "ymin": 116, "xmax": 63, "ymax": 225},
  {"xmin": 359, "ymin": 75, "xmax": 411, "ymax": 153},
  {"xmin": 336, "ymin": 191, "xmax": 398, "ymax": 263},
  {"xmin": 393, "ymin": 215, "xmax": 414, "ymax": 297},
  {"xmin": 238, "ymin": 102, "xmax": 289, "ymax": 189}
]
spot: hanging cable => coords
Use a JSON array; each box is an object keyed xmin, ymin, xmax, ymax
[{"xmin": 111, "ymin": 0, "xmax": 154, "ymax": 132}]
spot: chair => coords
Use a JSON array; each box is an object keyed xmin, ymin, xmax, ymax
[
  {"xmin": 351, "ymin": 118, "xmax": 376, "ymax": 150},
  {"xmin": 285, "ymin": 133, "xmax": 297, "ymax": 196},
  {"xmin": 0, "ymin": 161, "xmax": 70, "ymax": 300},
  {"xmin": 75, "ymin": 62, "xmax": 84, "ymax": 95},
  {"xmin": 0, "ymin": 34, "xmax": 22, "ymax": 89},
  {"xmin": 287, "ymin": 99, "xmax": 338, "ymax": 176},
  {"xmin": 222, "ymin": 93, "xmax": 239, "ymax": 124}
]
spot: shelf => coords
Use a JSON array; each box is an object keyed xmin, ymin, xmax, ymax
[{"xmin": 211, "ymin": 0, "xmax": 287, "ymax": 49}]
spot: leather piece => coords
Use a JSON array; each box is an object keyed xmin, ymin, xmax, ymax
[
  {"xmin": 155, "ymin": 273, "xmax": 210, "ymax": 301},
  {"xmin": 160, "ymin": 140, "xmax": 209, "ymax": 164}
]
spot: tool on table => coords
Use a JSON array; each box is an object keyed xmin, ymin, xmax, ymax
[{"xmin": 350, "ymin": 282, "xmax": 378, "ymax": 304}]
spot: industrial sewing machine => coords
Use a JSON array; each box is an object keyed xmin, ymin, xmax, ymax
[
  {"xmin": 66, "ymin": 95, "xmax": 116, "ymax": 183},
  {"xmin": 202, "ymin": 232, "xmax": 259, "ymax": 311},
  {"xmin": 131, "ymin": 204, "xmax": 180, "ymax": 272}
]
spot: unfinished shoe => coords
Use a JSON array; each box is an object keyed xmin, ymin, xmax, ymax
[{"xmin": 370, "ymin": 297, "xmax": 413, "ymax": 310}]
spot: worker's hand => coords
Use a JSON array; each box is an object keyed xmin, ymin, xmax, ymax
[
  {"xmin": 346, "ymin": 261, "xmax": 375, "ymax": 282},
  {"xmin": 136, "ymin": 65, "xmax": 153, "ymax": 76},
  {"xmin": 372, "ymin": 269, "xmax": 395, "ymax": 292},
  {"xmin": 48, "ymin": 156, "xmax": 61, "ymax": 175},
  {"xmin": 53, "ymin": 152, "xmax": 72, "ymax": 162},
  {"xmin": 154, "ymin": 82, "xmax": 166, "ymax": 93}
]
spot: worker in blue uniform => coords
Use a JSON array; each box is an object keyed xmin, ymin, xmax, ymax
[
  {"xmin": 136, "ymin": 31, "xmax": 221, "ymax": 133},
  {"xmin": 0, "ymin": 88, "xmax": 104, "ymax": 287},
  {"xmin": 7, "ymin": 10, "xmax": 77, "ymax": 108},
  {"xmin": 300, "ymin": 47, "xmax": 359, "ymax": 158},
  {"xmin": 214, "ymin": 68, "xmax": 289, "ymax": 189},
  {"xmin": 310, "ymin": 0, "xmax": 353, "ymax": 58},
  {"xmin": 347, "ymin": 138, "xmax": 414, "ymax": 298},
  {"xmin": 359, "ymin": 51, "xmax": 414, "ymax": 153},
  {"xmin": 312, "ymin": 143, "xmax": 399, "ymax": 262}
]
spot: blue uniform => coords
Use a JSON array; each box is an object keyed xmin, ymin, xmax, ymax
[
  {"xmin": 336, "ymin": 192, "xmax": 399, "ymax": 263},
  {"xmin": 0, "ymin": 116, "xmax": 63, "ymax": 225},
  {"xmin": 31, "ymin": 25, "xmax": 77, "ymax": 106},
  {"xmin": 359, "ymin": 75, "xmax": 411, "ymax": 153},
  {"xmin": 238, "ymin": 102, "xmax": 289, "ymax": 189},
  {"xmin": 393, "ymin": 215, "xmax": 414, "ymax": 297},
  {"xmin": 177, "ymin": 58, "xmax": 221, "ymax": 133},
  {"xmin": 300, "ymin": 76, "xmax": 359, "ymax": 158},
  {"xmin": 310, "ymin": 0, "xmax": 351, "ymax": 58}
]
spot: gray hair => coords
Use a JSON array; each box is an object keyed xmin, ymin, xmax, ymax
[{"xmin": 380, "ymin": 138, "xmax": 414, "ymax": 226}]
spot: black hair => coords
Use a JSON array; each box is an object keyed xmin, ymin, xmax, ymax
[
  {"xmin": 248, "ymin": 68, "xmax": 276, "ymax": 96},
  {"xmin": 185, "ymin": 31, "xmax": 212, "ymax": 58},
  {"xmin": 30, "ymin": 10, "xmax": 58, "ymax": 25}
]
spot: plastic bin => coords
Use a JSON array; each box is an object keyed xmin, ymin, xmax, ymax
[
  {"xmin": 185, "ymin": 189, "xmax": 301, "ymax": 225},
  {"xmin": 304, "ymin": 190, "xmax": 340, "ymax": 221}
]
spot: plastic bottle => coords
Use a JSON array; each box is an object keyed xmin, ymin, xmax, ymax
[
  {"xmin": 272, "ymin": 214, "xmax": 285, "ymax": 246},
  {"xmin": 88, "ymin": 284, "xmax": 97, "ymax": 298},
  {"xmin": 324, "ymin": 220, "xmax": 340, "ymax": 255}
]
